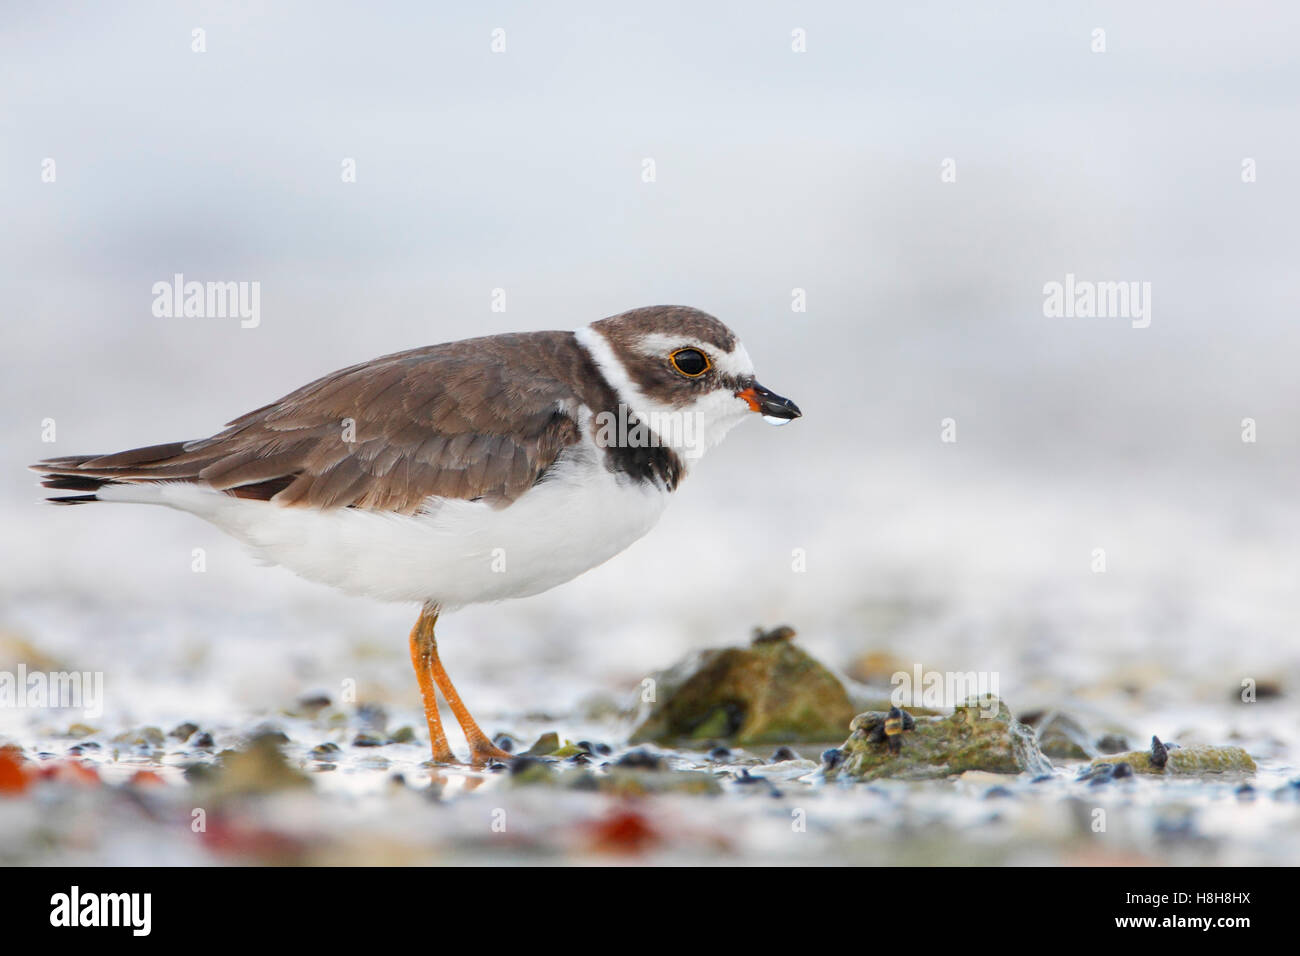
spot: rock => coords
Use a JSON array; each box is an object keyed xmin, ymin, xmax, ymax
[
  {"xmin": 1035, "ymin": 712, "xmax": 1097, "ymax": 760},
  {"xmin": 251, "ymin": 725, "xmax": 289, "ymax": 744},
  {"xmin": 524, "ymin": 732, "xmax": 560, "ymax": 756},
  {"xmin": 730, "ymin": 768, "xmax": 781, "ymax": 797},
  {"xmin": 615, "ymin": 749, "xmax": 664, "ymax": 771},
  {"xmin": 827, "ymin": 696, "xmax": 1052, "ymax": 781},
  {"xmin": 1086, "ymin": 744, "xmax": 1256, "ymax": 776},
  {"xmin": 203, "ymin": 731, "xmax": 312, "ymax": 799},
  {"xmin": 629, "ymin": 626, "xmax": 854, "ymax": 746},
  {"xmin": 549, "ymin": 740, "xmax": 590, "ymax": 758},
  {"xmin": 169, "ymin": 722, "xmax": 200, "ymax": 741},
  {"xmin": 295, "ymin": 693, "xmax": 332, "ymax": 716},
  {"xmin": 1095, "ymin": 733, "xmax": 1131, "ymax": 754}
]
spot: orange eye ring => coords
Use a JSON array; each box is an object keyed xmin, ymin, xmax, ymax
[{"xmin": 669, "ymin": 347, "xmax": 711, "ymax": 378}]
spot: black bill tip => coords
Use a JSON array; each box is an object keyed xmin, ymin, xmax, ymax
[{"xmin": 738, "ymin": 383, "xmax": 801, "ymax": 424}]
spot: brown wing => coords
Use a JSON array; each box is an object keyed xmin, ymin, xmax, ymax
[{"xmin": 33, "ymin": 332, "xmax": 586, "ymax": 513}]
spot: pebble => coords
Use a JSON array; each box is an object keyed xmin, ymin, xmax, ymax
[
  {"xmin": 732, "ymin": 768, "xmax": 782, "ymax": 798},
  {"xmin": 252, "ymin": 726, "xmax": 290, "ymax": 745},
  {"xmin": 769, "ymin": 746, "xmax": 800, "ymax": 763},
  {"xmin": 1080, "ymin": 764, "xmax": 1115, "ymax": 786},
  {"xmin": 524, "ymin": 732, "xmax": 560, "ymax": 756},
  {"xmin": 297, "ymin": 693, "xmax": 332, "ymax": 714},
  {"xmin": 169, "ymin": 722, "xmax": 200, "ymax": 741},
  {"xmin": 386, "ymin": 726, "xmax": 416, "ymax": 744},
  {"xmin": 615, "ymin": 749, "xmax": 664, "ymax": 770},
  {"xmin": 1095, "ymin": 733, "xmax": 1130, "ymax": 754},
  {"xmin": 509, "ymin": 756, "xmax": 546, "ymax": 776}
]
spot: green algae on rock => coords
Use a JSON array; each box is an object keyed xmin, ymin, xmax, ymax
[
  {"xmin": 827, "ymin": 696, "xmax": 1052, "ymax": 781},
  {"xmin": 629, "ymin": 626, "xmax": 854, "ymax": 746},
  {"xmin": 1087, "ymin": 744, "xmax": 1256, "ymax": 776}
]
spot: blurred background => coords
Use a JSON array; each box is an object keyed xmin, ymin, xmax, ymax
[{"xmin": 3, "ymin": 1, "xmax": 1298, "ymax": 756}]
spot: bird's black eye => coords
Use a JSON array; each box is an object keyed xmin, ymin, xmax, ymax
[{"xmin": 670, "ymin": 348, "xmax": 710, "ymax": 378}]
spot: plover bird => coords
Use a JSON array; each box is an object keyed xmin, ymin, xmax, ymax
[{"xmin": 32, "ymin": 305, "xmax": 801, "ymax": 765}]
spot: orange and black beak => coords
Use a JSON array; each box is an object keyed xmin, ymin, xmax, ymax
[{"xmin": 736, "ymin": 383, "xmax": 802, "ymax": 424}]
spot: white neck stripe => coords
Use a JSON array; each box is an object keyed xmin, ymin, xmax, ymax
[{"xmin": 573, "ymin": 324, "xmax": 655, "ymax": 426}]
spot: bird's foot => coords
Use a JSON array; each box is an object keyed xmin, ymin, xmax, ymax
[{"xmin": 468, "ymin": 740, "xmax": 515, "ymax": 767}]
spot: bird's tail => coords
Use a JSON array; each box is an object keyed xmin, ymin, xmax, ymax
[{"xmin": 30, "ymin": 441, "xmax": 194, "ymax": 504}]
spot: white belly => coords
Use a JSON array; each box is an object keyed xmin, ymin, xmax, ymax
[{"xmin": 102, "ymin": 448, "xmax": 671, "ymax": 608}]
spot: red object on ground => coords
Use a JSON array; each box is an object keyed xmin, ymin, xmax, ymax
[
  {"xmin": 585, "ymin": 806, "xmax": 661, "ymax": 855},
  {"xmin": 35, "ymin": 759, "xmax": 101, "ymax": 787},
  {"xmin": 0, "ymin": 748, "xmax": 31, "ymax": 794}
]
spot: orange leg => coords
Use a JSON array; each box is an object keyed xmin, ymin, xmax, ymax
[
  {"xmin": 409, "ymin": 608, "xmax": 456, "ymax": 764},
  {"xmin": 410, "ymin": 604, "xmax": 513, "ymax": 766}
]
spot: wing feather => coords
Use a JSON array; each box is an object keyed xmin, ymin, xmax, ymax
[{"xmin": 31, "ymin": 333, "xmax": 588, "ymax": 513}]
